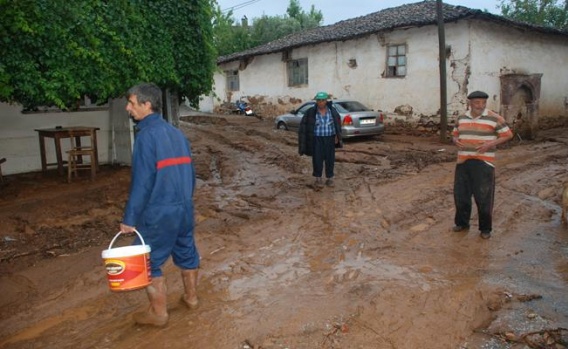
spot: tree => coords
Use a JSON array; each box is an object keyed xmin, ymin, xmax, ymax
[
  {"xmin": 211, "ymin": 0, "xmax": 323, "ymax": 57},
  {"xmin": 0, "ymin": 0, "xmax": 216, "ymax": 110},
  {"xmin": 287, "ymin": 0, "xmax": 323, "ymax": 30},
  {"xmin": 250, "ymin": 15, "xmax": 302, "ymax": 47},
  {"xmin": 498, "ymin": 0, "xmax": 568, "ymax": 30},
  {"xmin": 211, "ymin": 2, "xmax": 249, "ymax": 56}
]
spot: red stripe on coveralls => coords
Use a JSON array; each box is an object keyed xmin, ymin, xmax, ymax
[{"xmin": 156, "ymin": 156, "xmax": 192, "ymax": 169}]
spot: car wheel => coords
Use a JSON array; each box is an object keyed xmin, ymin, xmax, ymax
[{"xmin": 277, "ymin": 122, "xmax": 288, "ymax": 130}]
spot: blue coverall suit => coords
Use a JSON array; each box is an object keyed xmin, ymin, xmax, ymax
[{"xmin": 123, "ymin": 113, "xmax": 199, "ymax": 277}]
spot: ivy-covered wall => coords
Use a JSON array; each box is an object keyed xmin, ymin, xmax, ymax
[{"xmin": 0, "ymin": 0, "xmax": 216, "ymax": 110}]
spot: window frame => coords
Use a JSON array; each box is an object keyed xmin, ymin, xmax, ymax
[
  {"xmin": 287, "ymin": 58, "xmax": 308, "ymax": 87},
  {"xmin": 386, "ymin": 44, "xmax": 407, "ymax": 78},
  {"xmin": 225, "ymin": 69, "xmax": 240, "ymax": 92}
]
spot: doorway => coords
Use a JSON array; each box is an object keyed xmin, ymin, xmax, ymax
[{"xmin": 500, "ymin": 74, "xmax": 542, "ymax": 140}]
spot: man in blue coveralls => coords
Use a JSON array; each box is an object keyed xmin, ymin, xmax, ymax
[{"xmin": 120, "ymin": 83, "xmax": 199, "ymax": 327}]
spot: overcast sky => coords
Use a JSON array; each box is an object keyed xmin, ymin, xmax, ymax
[{"xmin": 216, "ymin": 0, "xmax": 502, "ymax": 25}]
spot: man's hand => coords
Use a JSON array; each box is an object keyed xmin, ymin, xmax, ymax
[
  {"xmin": 476, "ymin": 141, "xmax": 495, "ymax": 154},
  {"xmin": 453, "ymin": 137, "xmax": 464, "ymax": 148},
  {"xmin": 477, "ymin": 135, "xmax": 512, "ymax": 153},
  {"xmin": 120, "ymin": 223, "xmax": 136, "ymax": 234}
]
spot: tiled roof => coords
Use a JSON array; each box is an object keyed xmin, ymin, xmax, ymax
[{"xmin": 218, "ymin": 0, "xmax": 568, "ymax": 64}]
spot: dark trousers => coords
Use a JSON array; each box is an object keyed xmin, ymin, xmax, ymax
[
  {"xmin": 453, "ymin": 159, "xmax": 495, "ymax": 232},
  {"xmin": 312, "ymin": 135, "xmax": 335, "ymax": 178}
]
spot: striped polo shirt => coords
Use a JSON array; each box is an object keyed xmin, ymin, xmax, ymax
[{"xmin": 452, "ymin": 109, "xmax": 512, "ymax": 165}]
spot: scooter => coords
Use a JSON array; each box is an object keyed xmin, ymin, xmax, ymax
[{"xmin": 235, "ymin": 98, "xmax": 255, "ymax": 116}]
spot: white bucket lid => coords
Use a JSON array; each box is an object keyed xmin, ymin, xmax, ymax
[{"xmin": 102, "ymin": 244, "xmax": 151, "ymax": 259}]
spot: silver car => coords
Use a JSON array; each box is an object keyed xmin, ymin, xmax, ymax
[{"xmin": 274, "ymin": 99, "xmax": 385, "ymax": 138}]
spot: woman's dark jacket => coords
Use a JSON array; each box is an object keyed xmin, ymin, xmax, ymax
[{"xmin": 298, "ymin": 102, "xmax": 343, "ymax": 156}]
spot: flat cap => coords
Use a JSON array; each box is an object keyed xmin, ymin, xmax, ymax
[{"xmin": 467, "ymin": 90, "xmax": 489, "ymax": 99}]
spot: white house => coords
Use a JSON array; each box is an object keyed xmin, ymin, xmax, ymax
[
  {"xmin": 206, "ymin": 0, "xmax": 568, "ymax": 136},
  {"xmin": 2, "ymin": 0, "xmax": 567, "ymax": 176}
]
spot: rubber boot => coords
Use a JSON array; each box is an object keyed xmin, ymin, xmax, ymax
[
  {"xmin": 133, "ymin": 276, "xmax": 169, "ymax": 326},
  {"xmin": 180, "ymin": 269, "xmax": 199, "ymax": 309}
]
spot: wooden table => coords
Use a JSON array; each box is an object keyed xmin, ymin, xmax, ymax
[{"xmin": 35, "ymin": 127, "xmax": 100, "ymax": 176}]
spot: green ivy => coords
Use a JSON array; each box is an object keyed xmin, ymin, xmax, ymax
[{"xmin": 0, "ymin": 0, "xmax": 215, "ymax": 110}]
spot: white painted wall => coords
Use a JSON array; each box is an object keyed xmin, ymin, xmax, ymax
[
  {"xmin": 207, "ymin": 19, "xmax": 568, "ymax": 122},
  {"xmin": 208, "ymin": 24, "xmax": 465, "ymax": 117},
  {"xmin": 0, "ymin": 103, "xmax": 112, "ymax": 175},
  {"xmin": 468, "ymin": 20, "xmax": 568, "ymax": 117}
]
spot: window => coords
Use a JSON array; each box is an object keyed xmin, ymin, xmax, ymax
[
  {"xmin": 334, "ymin": 101, "xmax": 371, "ymax": 112},
  {"xmin": 287, "ymin": 58, "xmax": 308, "ymax": 86},
  {"xmin": 226, "ymin": 70, "xmax": 239, "ymax": 91},
  {"xmin": 296, "ymin": 102, "xmax": 314, "ymax": 115},
  {"xmin": 386, "ymin": 44, "xmax": 406, "ymax": 77}
]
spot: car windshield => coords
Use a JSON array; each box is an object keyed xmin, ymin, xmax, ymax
[{"xmin": 334, "ymin": 101, "xmax": 370, "ymax": 112}]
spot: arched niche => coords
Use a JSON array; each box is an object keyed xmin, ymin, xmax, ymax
[{"xmin": 500, "ymin": 74, "xmax": 542, "ymax": 140}]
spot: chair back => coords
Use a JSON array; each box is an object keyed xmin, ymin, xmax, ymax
[
  {"xmin": 68, "ymin": 129, "xmax": 95, "ymax": 150},
  {"xmin": 66, "ymin": 128, "xmax": 97, "ymax": 182}
]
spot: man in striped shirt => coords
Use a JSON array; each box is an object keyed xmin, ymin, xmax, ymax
[{"xmin": 452, "ymin": 90, "xmax": 513, "ymax": 239}]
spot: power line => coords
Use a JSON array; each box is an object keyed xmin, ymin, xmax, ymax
[{"xmin": 221, "ymin": 0, "xmax": 262, "ymax": 13}]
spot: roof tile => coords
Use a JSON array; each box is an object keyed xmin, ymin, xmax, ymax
[{"xmin": 218, "ymin": 0, "xmax": 567, "ymax": 64}]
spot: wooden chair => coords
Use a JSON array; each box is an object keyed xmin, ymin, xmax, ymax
[
  {"xmin": 66, "ymin": 129, "xmax": 97, "ymax": 182},
  {"xmin": 0, "ymin": 157, "xmax": 5, "ymax": 184}
]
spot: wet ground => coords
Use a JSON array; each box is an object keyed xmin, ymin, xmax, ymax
[{"xmin": 0, "ymin": 114, "xmax": 567, "ymax": 349}]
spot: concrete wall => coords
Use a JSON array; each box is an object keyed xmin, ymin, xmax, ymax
[
  {"xmin": 206, "ymin": 19, "xmax": 568, "ymax": 122},
  {"xmin": 206, "ymin": 23, "xmax": 468, "ymax": 118},
  {"xmin": 468, "ymin": 20, "xmax": 568, "ymax": 117},
  {"xmin": 0, "ymin": 103, "xmax": 113, "ymax": 175}
]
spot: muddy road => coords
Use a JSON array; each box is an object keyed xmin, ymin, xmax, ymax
[{"xmin": 0, "ymin": 114, "xmax": 567, "ymax": 349}]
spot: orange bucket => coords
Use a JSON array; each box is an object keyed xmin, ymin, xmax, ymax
[{"xmin": 101, "ymin": 230, "xmax": 151, "ymax": 292}]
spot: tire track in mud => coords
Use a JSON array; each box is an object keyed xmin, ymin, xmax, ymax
[
  {"xmin": 460, "ymin": 136, "xmax": 568, "ymax": 347},
  {"xmin": 181, "ymin": 121, "xmax": 306, "ymax": 178},
  {"xmin": 186, "ymin": 124, "xmax": 568, "ymax": 348},
  {"xmin": 3, "ymin": 118, "xmax": 567, "ymax": 348},
  {"xmin": 179, "ymin": 118, "xmax": 497, "ymax": 347}
]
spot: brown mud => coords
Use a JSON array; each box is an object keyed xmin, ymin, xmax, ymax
[{"xmin": 1, "ymin": 114, "xmax": 567, "ymax": 349}]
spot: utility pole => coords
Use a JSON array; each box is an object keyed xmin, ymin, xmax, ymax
[{"xmin": 437, "ymin": 0, "xmax": 448, "ymax": 142}]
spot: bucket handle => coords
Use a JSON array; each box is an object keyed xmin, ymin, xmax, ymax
[{"xmin": 108, "ymin": 229, "xmax": 147, "ymax": 250}]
